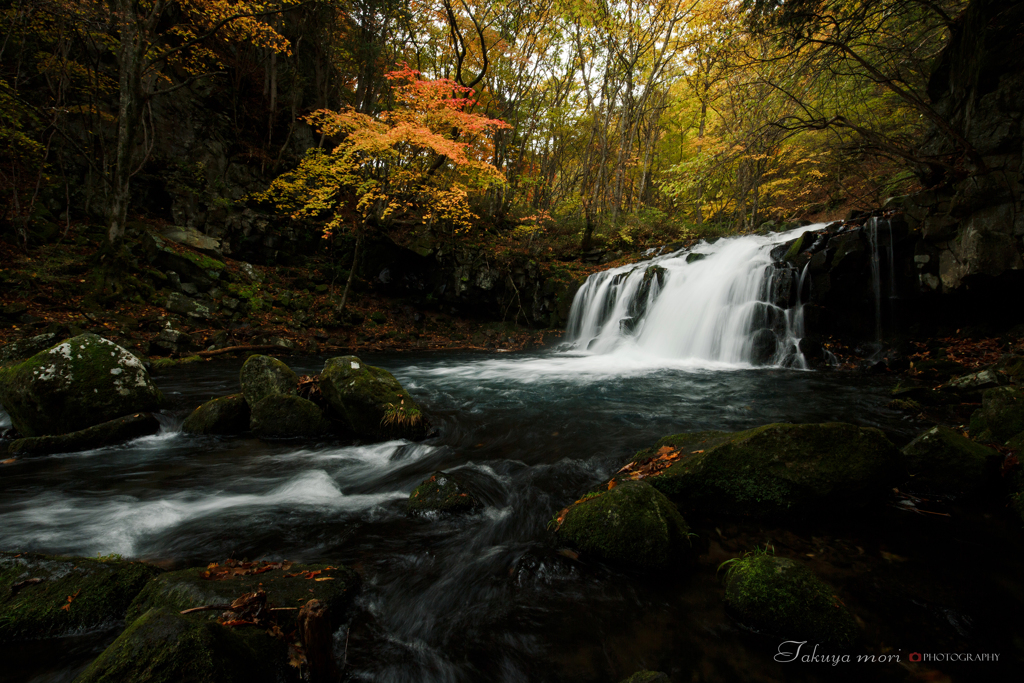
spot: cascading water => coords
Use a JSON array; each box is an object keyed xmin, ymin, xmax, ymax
[{"xmin": 564, "ymin": 226, "xmax": 825, "ymax": 368}]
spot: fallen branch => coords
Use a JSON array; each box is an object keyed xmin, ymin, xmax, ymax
[{"xmin": 197, "ymin": 344, "xmax": 294, "ymax": 358}]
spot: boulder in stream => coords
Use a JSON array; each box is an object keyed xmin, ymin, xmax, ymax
[
  {"xmin": 901, "ymin": 425, "xmax": 999, "ymax": 496},
  {"xmin": 7, "ymin": 413, "xmax": 160, "ymax": 456},
  {"xmin": 408, "ymin": 471, "xmax": 483, "ymax": 513},
  {"xmin": 77, "ymin": 561, "xmax": 360, "ymax": 683},
  {"xmin": 182, "ymin": 394, "xmax": 250, "ymax": 435},
  {"xmin": 239, "ymin": 354, "xmax": 298, "ymax": 408},
  {"xmin": 0, "ymin": 551, "xmax": 161, "ymax": 640},
  {"xmin": 250, "ymin": 394, "xmax": 330, "ymax": 438},
  {"xmin": 628, "ymin": 423, "xmax": 900, "ymax": 517},
  {"xmin": 0, "ymin": 333, "xmax": 163, "ymax": 437},
  {"xmin": 319, "ymin": 355, "xmax": 427, "ymax": 440},
  {"xmin": 722, "ymin": 553, "xmax": 857, "ymax": 647},
  {"xmin": 550, "ymin": 480, "xmax": 694, "ymax": 571},
  {"xmin": 970, "ymin": 386, "xmax": 1024, "ymax": 443}
]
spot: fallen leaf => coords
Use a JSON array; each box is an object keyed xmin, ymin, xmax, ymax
[
  {"xmin": 60, "ymin": 589, "xmax": 81, "ymax": 611},
  {"xmin": 313, "ymin": 577, "xmax": 334, "ymax": 582}
]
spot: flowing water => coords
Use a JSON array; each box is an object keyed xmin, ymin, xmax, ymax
[{"xmin": 1, "ymin": 229, "xmax": 1020, "ymax": 682}]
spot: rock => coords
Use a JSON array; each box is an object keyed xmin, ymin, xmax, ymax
[
  {"xmin": 0, "ymin": 333, "xmax": 58, "ymax": 364},
  {"xmin": 8, "ymin": 413, "xmax": 160, "ymax": 456},
  {"xmin": 319, "ymin": 356, "xmax": 427, "ymax": 440},
  {"xmin": 970, "ymin": 386, "xmax": 1024, "ymax": 443},
  {"xmin": 685, "ymin": 252, "xmax": 706, "ymax": 264},
  {"xmin": 239, "ymin": 262, "xmax": 264, "ymax": 283},
  {"xmin": 0, "ymin": 334, "xmax": 163, "ymax": 437},
  {"xmin": 125, "ymin": 561, "xmax": 359, "ymax": 631},
  {"xmin": 158, "ymin": 225, "xmax": 222, "ymax": 254},
  {"xmin": 182, "ymin": 394, "xmax": 250, "ymax": 435},
  {"xmin": 149, "ymin": 327, "xmax": 192, "ymax": 356},
  {"xmin": 722, "ymin": 553, "xmax": 856, "ymax": 646},
  {"xmin": 239, "ymin": 354, "xmax": 298, "ymax": 409},
  {"xmin": 550, "ymin": 480, "xmax": 694, "ymax": 571},
  {"xmin": 250, "ymin": 394, "xmax": 330, "ymax": 438},
  {"xmin": 76, "ymin": 607, "xmax": 288, "ymax": 683},
  {"xmin": 0, "ymin": 551, "xmax": 160, "ymax": 640},
  {"xmin": 901, "ymin": 426, "xmax": 999, "ymax": 496},
  {"xmin": 164, "ymin": 292, "xmax": 213, "ymax": 320},
  {"xmin": 619, "ymin": 672, "xmax": 669, "ymax": 683},
  {"xmin": 631, "ymin": 423, "xmax": 900, "ymax": 517},
  {"xmin": 945, "ymin": 369, "xmax": 1001, "ymax": 393},
  {"xmin": 408, "ymin": 471, "xmax": 483, "ymax": 513}
]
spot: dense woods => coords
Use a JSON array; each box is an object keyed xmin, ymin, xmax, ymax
[{"xmin": 0, "ymin": 0, "xmax": 985, "ymax": 252}]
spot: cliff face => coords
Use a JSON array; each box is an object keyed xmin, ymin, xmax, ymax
[{"xmin": 905, "ymin": 0, "xmax": 1024, "ymax": 292}]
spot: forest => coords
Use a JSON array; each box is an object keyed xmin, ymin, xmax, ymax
[{"xmin": 1, "ymin": 1, "xmax": 1024, "ymax": 682}]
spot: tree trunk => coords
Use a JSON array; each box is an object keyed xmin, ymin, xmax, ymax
[
  {"xmin": 337, "ymin": 227, "xmax": 362, "ymax": 313},
  {"xmin": 108, "ymin": 2, "xmax": 145, "ymax": 251},
  {"xmin": 297, "ymin": 599, "xmax": 337, "ymax": 683}
]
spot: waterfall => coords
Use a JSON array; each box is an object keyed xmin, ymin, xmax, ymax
[
  {"xmin": 564, "ymin": 226, "xmax": 825, "ymax": 367},
  {"xmin": 865, "ymin": 216, "xmax": 898, "ymax": 343}
]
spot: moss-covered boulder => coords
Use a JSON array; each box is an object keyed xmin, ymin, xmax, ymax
[
  {"xmin": 76, "ymin": 607, "xmax": 289, "ymax": 683},
  {"xmin": 630, "ymin": 423, "xmax": 900, "ymax": 517},
  {"xmin": 550, "ymin": 480, "xmax": 694, "ymax": 571},
  {"xmin": 970, "ymin": 386, "xmax": 1024, "ymax": 443},
  {"xmin": 182, "ymin": 394, "xmax": 250, "ymax": 436},
  {"xmin": 239, "ymin": 355, "xmax": 297, "ymax": 409},
  {"xmin": 408, "ymin": 471, "xmax": 483, "ymax": 514},
  {"xmin": 901, "ymin": 426, "xmax": 998, "ymax": 496},
  {"xmin": 319, "ymin": 356, "xmax": 427, "ymax": 440},
  {"xmin": 722, "ymin": 553, "xmax": 856, "ymax": 646},
  {"xmin": 0, "ymin": 334, "xmax": 163, "ymax": 437},
  {"xmin": 7, "ymin": 413, "xmax": 160, "ymax": 456},
  {"xmin": 619, "ymin": 672, "xmax": 669, "ymax": 683},
  {"xmin": 126, "ymin": 561, "xmax": 359, "ymax": 630},
  {"xmin": 249, "ymin": 395, "xmax": 330, "ymax": 438},
  {"xmin": 0, "ymin": 551, "xmax": 161, "ymax": 640}
]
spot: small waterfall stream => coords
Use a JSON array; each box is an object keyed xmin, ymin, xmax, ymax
[{"xmin": 564, "ymin": 226, "xmax": 824, "ymax": 367}]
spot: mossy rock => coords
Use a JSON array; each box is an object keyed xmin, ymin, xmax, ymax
[
  {"xmin": 182, "ymin": 395, "xmax": 250, "ymax": 436},
  {"xmin": 901, "ymin": 425, "xmax": 998, "ymax": 496},
  {"xmin": 148, "ymin": 355, "xmax": 203, "ymax": 376},
  {"xmin": 0, "ymin": 552, "xmax": 161, "ymax": 640},
  {"xmin": 75, "ymin": 607, "xmax": 290, "ymax": 683},
  {"xmin": 249, "ymin": 395, "xmax": 330, "ymax": 439},
  {"xmin": 551, "ymin": 480, "xmax": 694, "ymax": 571},
  {"xmin": 970, "ymin": 386, "xmax": 1024, "ymax": 443},
  {"xmin": 722, "ymin": 554, "xmax": 856, "ymax": 647},
  {"xmin": 8, "ymin": 413, "xmax": 160, "ymax": 456},
  {"xmin": 239, "ymin": 355, "xmax": 297, "ymax": 409},
  {"xmin": 319, "ymin": 356, "xmax": 427, "ymax": 441},
  {"xmin": 408, "ymin": 471, "xmax": 483, "ymax": 514},
  {"xmin": 619, "ymin": 672, "xmax": 669, "ymax": 683},
  {"xmin": 631, "ymin": 423, "xmax": 900, "ymax": 517},
  {"xmin": 0, "ymin": 334, "xmax": 163, "ymax": 437},
  {"xmin": 126, "ymin": 562, "xmax": 359, "ymax": 631}
]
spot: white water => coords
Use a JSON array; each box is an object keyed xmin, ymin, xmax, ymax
[{"xmin": 564, "ymin": 225, "xmax": 825, "ymax": 368}]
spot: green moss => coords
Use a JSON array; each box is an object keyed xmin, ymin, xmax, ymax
[
  {"xmin": 783, "ymin": 233, "xmax": 805, "ymax": 262},
  {"xmin": 75, "ymin": 607, "xmax": 289, "ymax": 683},
  {"xmin": 552, "ymin": 480, "xmax": 693, "ymax": 571},
  {"xmin": 148, "ymin": 355, "xmax": 203, "ymax": 375},
  {"xmin": 901, "ymin": 426, "xmax": 997, "ymax": 495},
  {"xmin": 182, "ymin": 394, "xmax": 250, "ymax": 436},
  {"xmin": 319, "ymin": 356, "xmax": 427, "ymax": 440},
  {"xmin": 408, "ymin": 471, "xmax": 482, "ymax": 513},
  {"xmin": 722, "ymin": 554, "xmax": 856, "ymax": 646},
  {"xmin": 0, "ymin": 552, "xmax": 161, "ymax": 640},
  {"xmin": 250, "ymin": 394, "xmax": 330, "ymax": 438},
  {"xmin": 970, "ymin": 386, "xmax": 1024, "ymax": 443},
  {"xmin": 633, "ymin": 423, "xmax": 899, "ymax": 517}
]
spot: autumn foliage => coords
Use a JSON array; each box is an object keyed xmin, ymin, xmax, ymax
[{"xmin": 260, "ymin": 66, "xmax": 511, "ymax": 238}]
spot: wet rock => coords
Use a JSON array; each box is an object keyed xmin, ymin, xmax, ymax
[
  {"xmin": 164, "ymin": 292, "xmax": 213, "ymax": 321},
  {"xmin": 631, "ymin": 423, "xmax": 900, "ymax": 517},
  {"xmin": 7, "ymin": 413, "xmax": 160, "ymax": 456},
  {"xmin": 619, "ymin": 672, "xmax": 670, "ymax": 683},
  {"xmin": 0, "ymin": 551, "xmax": 160, "ymax": 640},
  {"xmin": 0, "ymin": 334, "xmax": 163, "ymax": 437},
  {"xmin": 685, "ymin": 252, "xmax": 706, "ymax": 264},
  {"xmin": 901, "ymin": 426, "xmax": 999, "ymax": 496},
  {"xmin": 550, "ymin": 480, "xmax": 694, "ymax": 571},
  {"xmin": 250, "ymin": 394, "xmax": 330, "ymax": 438},
  {"xmin": 149, "ymin": 327, "xmax": 192, "ymax": 356},
  {"xmin": 749, "ymin": 329, "xmax": 778, "ymax": 365},
  {"xmin": 970, "ymin": 386, "xmax": 1024, "ymax": 443},
  {"xmin": 77, "ymin": 607, "xmax": 288, "ymax": 683},
  {"xmin": 722, "ymin": 554, "xmax": 856, "ymax": 646},
  {"xmin": 182, "ymin": 394, "xmax": 250, "ymax": 436},
  {"xmin": 239, "ymin": 354, "xmax": 298, "ymax": 409},
  {"xmin": 408, "ymin": 471, "xmax": 482, "ymax": 514},
  {"xmin": 945, "ymin": 369, "xmax": 1001, "ymax": 393},
  {"xmin": 319, "ymin": 356, "xmax": 427, "ymax": 440},
  {"xmin": 0, "ymin": 333, "xmax": 58, "ymax": 364}
]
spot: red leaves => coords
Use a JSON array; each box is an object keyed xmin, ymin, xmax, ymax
[
  {"xmin": 60, "ymin": 589, "xmax": 81, "ymax": 612},
  {"xmin": 617, "ymin": 445, "xmax": 687, "ymax": 481},
  {"xmin": 200, "ymin": 559, "xmax": 293, "ymax": 581}
]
